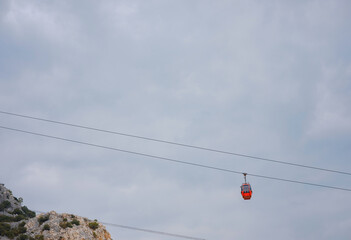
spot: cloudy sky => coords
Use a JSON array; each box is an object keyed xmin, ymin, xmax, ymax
[{"xmin": 1, "ymin": 1, "xmax": 351, "ymax": 239}]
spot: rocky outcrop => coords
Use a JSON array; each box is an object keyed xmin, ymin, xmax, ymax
[
  {"xmin": 0, "ymin": 183, "xmax": 22, "ymax": 215},
  {"xmin": 25, "ymin": 211, "xmax": 111, "ymax": 240},
  {"xmin": 0, "ymin": 184, "xmax": 112, "ymax": 240}
]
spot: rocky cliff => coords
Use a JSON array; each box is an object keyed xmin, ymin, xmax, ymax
[{"xmin": 0, "ymin": 184, "xmax": 112, "ymax": 240}]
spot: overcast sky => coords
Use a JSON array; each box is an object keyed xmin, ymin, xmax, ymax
[{"xmin": 1, "ymin": 1, "xmax": 351, "ymax": 239}]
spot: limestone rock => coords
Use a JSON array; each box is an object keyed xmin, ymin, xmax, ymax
[
  {"xmin": 0, "ymin": 183, "xmax": 113, "ymax": 240},
  {"xmin": 0, "ymin": 183, "xmax": 22, "ymax": 214},
  {"xmin": 26, "ymin": 211, "xmax": 112, "ymax": 240}
]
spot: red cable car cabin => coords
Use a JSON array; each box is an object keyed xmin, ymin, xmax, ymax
[
  {"xmin": 241, "ymin": 183, "xmax": 252, "ymax": 200},
  {"xmin": 241, "ymin": 173, "xmax": 252, "ymax": 200}
]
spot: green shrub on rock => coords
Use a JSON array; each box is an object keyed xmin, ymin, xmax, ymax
[
  {"xmin": 0, "ymin": 214, "xmax": 29, "ymax": 223},
  {"xmin": 43, "ymin": 224, "xmax": 50, "ymax": 231},
  {"xmin": 0, "ymin": 200, "xmax": 11, "ymax": 211},
  {"xmin": 88, "ymin": 221, "xmax": 99, "ymax": 230},
  {"xmin": 12, "ymin": 208, "xmax": 24, "ymax": 215},
  {"xmin": 17, "ymin": 234, "xmax": 28, "ymax": 240},
  {"xmin": 59, "ymin": 221, "xmax": 73, "ymax": 229},
  {"xmin": 0, "ymin": 222, "xmax": 11, "ymax": 236},
  {"xmin": 38, "ymin": 215, "xmax": 49, "ymax": 225},
  {"xmin": 21, "ymin": 206, "xmax": 36, "ymax": 218},
  {"xmin": 34, "ymin": 234, "xmax": 44, "ymax": 240},
  {"xmin": 0, "ymin": 221, "xmax": 27, "ymax": 238},
  {"xmin": 71, "ymin": 219, "xmax": 80, "ymax": 226},
  {"xmin": 0, "ymin": 215, "xmax": 14, "ymax": 222},
  {"xmin": 14, "ymin": 215, "xmax": 27, "ymax": 222},
  {"xmin": 17, "ymin": 222, "xmax": 27, "ymax": 234}
]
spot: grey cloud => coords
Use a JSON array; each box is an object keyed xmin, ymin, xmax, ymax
[{"xmin": 1, "ymin": 1, "xmax": 351, "ymax": 239}]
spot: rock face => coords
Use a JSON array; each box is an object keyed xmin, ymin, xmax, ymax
[
  {"xmin": 0, "ymin": 184, "xmax": 112, "ymax": 240},
  {"xmin": 0, "ymin": 183, "xmax": 22, "ymax": 215},
  {"xmin": 26, "ymin": 211, "xmax": 111, "ymax": 240}
]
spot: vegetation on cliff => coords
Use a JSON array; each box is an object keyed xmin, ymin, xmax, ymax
[{"xmin": 0, "ymin": 183, "xmax": 111, "ymax": 240}]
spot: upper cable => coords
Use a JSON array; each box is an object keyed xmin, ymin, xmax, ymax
[{"xmin": 0, "ymin": 110, "xmax": 350, "ymax": 176}]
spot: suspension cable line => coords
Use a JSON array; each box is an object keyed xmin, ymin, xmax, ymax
[
  {"xmin": 1, "ymin": 125, "xmax": 350, "ymax": 192},
  {"xmin": 0, "ymin": 110, "xmax": 350, "ymax": 176}
]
